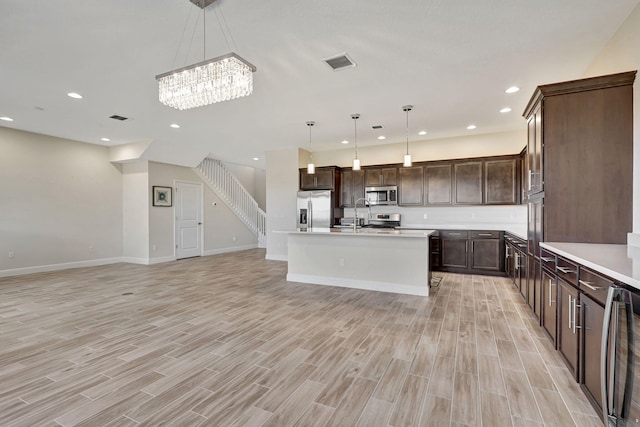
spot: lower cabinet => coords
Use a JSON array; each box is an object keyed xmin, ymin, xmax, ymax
[
  {"xmin": 528, "ymin": 258, "xmax": 541, "ymax": 318},
  {"xmin": 429, "ymin": 235, "xmax": 441, "ymax": 270},
  {"xmin": 557, "ymin": 279, "xmax": 580, "ymax": 379},
  {"xmin": 581, "ymin": 293, "xmax": 604, "ymax": 411},
  {"xmin": 438, "ymin": 230, "xmax": 504, "ymax": 274},
  {"xmin": 541, "ymin": 268, "xmax": 557, "ymax": 345}
]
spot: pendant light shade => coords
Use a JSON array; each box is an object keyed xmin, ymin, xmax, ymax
[
  {"xmin": 351, "ymin": 113, "xmax": 361, "ymax": 171},
  {"xmin": 403, "ymin": 105, "xmax": 413, "ymax": 167},
  {"xmin": 306, "ymin": 121, "xmax": 315, "ymax": 174}
]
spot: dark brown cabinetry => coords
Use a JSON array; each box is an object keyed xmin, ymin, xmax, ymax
[
  {"xmin": 441, "ymin": 231, "xmax": 469, "ymax": 269},
  {"xmin": 557, "ymin": 278, "xmax": 579, "ymax": 379},
  {"xmin": 453, "ymin": 161, "xmax": 483, "ymax": 205},
  {"xmin": 505, "ymin": 233, "xmax": 528, "ymax": 298},
  {"xmin": 528, "ymin": 258, "xmax": 541, "ymax": 317},
  {"xmin": 425, "ymin": 163, "xmax": 453, "ymax": 205},
  {"xmin": 398, "ymin": 166, "xmax": 424, "ymax": 206},
  {"xmin": 339, "ymin": 169, "xmax": 364, "ymax": 207},
  {"xmin": 580, "ymin": 293, "xmax": 604, "ymax": 412},
  {"xmin": 523, "ymin": 71, "xmax": 635, "ymax": 245},
  {"xmin": 438, "ymin": 230, "xmax": 503, "ymax": 274},
  {"xmin": 541, "ymin": 267, "xmax": 557, "ymax": 345},
  {"xmin": 484, "ymin": 159, "xmax": 518, "ymax": 205},
  {"xmin": 300, "ymin": 166, "xmax": 340, "ymax": 191},
  {"xmin": 365, "ymin": 167, "xmax": 397, "ymax": 186},
  {"xmin": 429, "ymin": 234, "xmax": 441, "ymax": 270}
]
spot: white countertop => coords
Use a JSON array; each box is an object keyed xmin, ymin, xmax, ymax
[
  {"xmin": 399, "ymin": 223, "xmax": 527, "ymax": 240},
  {"xmin": 275, "ymin": 228, "xmax": 436, "ymax": 238},
  {"xmin": 540, "ymin": 242, "xmax": 640, "ymax": 290}
]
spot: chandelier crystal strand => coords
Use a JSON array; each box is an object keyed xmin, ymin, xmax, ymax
[
  {"xmin": 352, "ymin": 113, "xmax": 361, "ymax": 171},
  {"xmin": 403, "ymin": 105, "xmax": 413, "ymax": 167},
  {"xmin": 307, "ymin": 121, "xmax": 315, "ymax": 174},
  {"xmin": 156, "ymin": 53, "xmax": 255, "ymax": 110}
]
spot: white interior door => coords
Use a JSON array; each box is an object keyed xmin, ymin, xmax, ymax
[{"xmin": 175, "ymin": 181, "xmax": 203, "ymax": 259}]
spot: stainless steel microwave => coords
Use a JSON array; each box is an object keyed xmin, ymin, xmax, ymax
[{"xmin": 365, "ymin": 186, "xmax": 397, "ymax": 205}]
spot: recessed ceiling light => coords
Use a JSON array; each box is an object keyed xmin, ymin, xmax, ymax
[
  {"xmin": 100, "ymin": 137, "xmax": 111, "ymax": 142},
  {"xmin": 0, "ymin": 116, "xmax": 14, "ymax": 122},
  {"xmin": 67, "ymin": 92, "xmax": 83, "ymax": 99},
  {"xmin": 467, "ymin": 125, "xmax": 477, "ymax": 130},
  {"xmin": 170, "ymin": 123, "xmax": 180, "ymax": 129},
  {"xmin": 341, "ymin": 140, "xmax": 349, "ymax": 145},
  {"xmin": 253, "ymin": 157, "xmax": 259, "ymax": 161},
  {"xmin": 377, "ymin": 136, "xmax": 386, "ymax": 140},
  {"xmin": 418, "ymin": 130, "xmax": 427, "ymax": 136},
  {"xmin": 500, "ymin": 107, "xmax": 512, "ymax": 113},
  {"xmin": 505, "ymin": 86, "xmax": 519, "ymax": 94}
]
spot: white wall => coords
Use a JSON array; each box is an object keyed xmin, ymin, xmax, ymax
[
  {"xmin": 0, "ymin": 127, "xmax": 123, "ymax": 275},
  {"xmin": 312, "ymin": 130, "xmax": 526, "ymax": 167},
  {"xmin": 265, "ymin": 148, "xmax": 300, "ymax": 261},
  {"xmin": 222, "ymin": 161, "xmax": 266, "ymax": 211},
  {"xmin": 148, "ymin": 161, "xmax": 257, "ymax": 262},
  {"xmin": 581, "ymin": 3, "xmax": 640, "ymax": 239},
  {"xmin": 122, "ymin": 161, "xmax": 150, "ymax": 262}
]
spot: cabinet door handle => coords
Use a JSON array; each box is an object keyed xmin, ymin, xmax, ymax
[
  {"xmin": 579, "ymin": 280, "xmax": 602, "ymax": 291},
  {"xmin": 540, "ymin": 257, "xmax": 554, "ymax": 262},
  {"xmin": 557, "ymin": 266, "xmax": 574, "ymax": 274},
  {"xmin": 548, "ymin": 279, "xmax": 555, "ymax": 306},
  {"xmin": 573, "ymin": 298, "xmax": 581, "ymax": 334},
  {"xmin": 477, "ymin": 233, "xmax": 492, "ymax": 236},
  {"xmin": 568, "ymin": 294, "xmax": 573, "ymax": 330}
]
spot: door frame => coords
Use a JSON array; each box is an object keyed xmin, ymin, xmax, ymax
[{"xmin": 174, "ymin": 179, "xmax": 204, "ymax": 259}]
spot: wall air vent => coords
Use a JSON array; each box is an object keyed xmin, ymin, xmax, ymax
[
  {"xmin": 109, "ymin": 114, "xmax": 129, "ymax": 121},
  {"xmin": 372, "ymin": 125, "xmax": 383, "ymax": 129},
  {"xmin": 322, "ymin": 53, "xmax": 357, "ymax": 71}
]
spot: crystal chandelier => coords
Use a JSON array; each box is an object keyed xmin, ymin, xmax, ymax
[
  {"xmin": 155, "ymin": 0, "xmax": 256, "ymax": 110},
  {"xmin": 156, "ymin": 53, "xmax": 256, "ymax": 110}
]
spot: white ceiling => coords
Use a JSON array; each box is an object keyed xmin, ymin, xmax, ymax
[{"xmin": 1, "ymin": 0, "xmax": 638, "ymax": 169}]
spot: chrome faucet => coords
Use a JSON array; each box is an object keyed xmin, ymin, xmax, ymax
[{"xmin": 353, "ymin": 198, "xmax": 371, "ymax": 232}]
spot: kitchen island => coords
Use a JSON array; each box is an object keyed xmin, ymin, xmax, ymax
[{"xmin": 277, "ymin": 228, "xmax": 435, "ymax": 296}]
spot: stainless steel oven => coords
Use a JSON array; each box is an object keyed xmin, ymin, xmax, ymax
[{"xmin": 365, "ymin": 185, "xmax": 397, "ymax": 206}]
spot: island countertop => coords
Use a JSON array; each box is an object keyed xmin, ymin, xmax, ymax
[{"xmin": 275, "ymin": 228, "xmax": 436, "ymax": 238}]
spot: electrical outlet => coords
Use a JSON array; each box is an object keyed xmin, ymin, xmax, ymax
[
  {"xmin": 423, "ymin": 213, "xmax": 428, "ymax": 220},
  {"xmin": 152, "ymin": 244, "xmax": 156, "ymax": 251},
  {"xmin": 8, "ymin": 251, "xmax": 14, "ymax": 259},
  {"xmin": 88, "ymin": 245, "xmax": 94, "ymax": 253},
  {"xmin": 339, "ymin": 258, "xmax": 345, "ymax": 266},
  {"xmin": 232, "ymin": 236, "xmax": 237, "ymax": 242},
  {"xmin": 471, "ymin": 213, "xmax": 477, "ymax": 219}
]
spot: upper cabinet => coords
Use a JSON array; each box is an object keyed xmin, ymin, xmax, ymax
[
  {"xmin": 523, "ymin": 71, "xmax": 636, "ymax": 245},
  {"xmin": 398, "ymin": 166, "xmax": 424, "ymax": 206},
  {"xmin": 425, "ymin": 163, "xmax": 453, "ymax": 205},
  {"xmin": 454, "ymin": 161, "xmax": 483, "ymax": 205},
  {"xmin": 484, "ymin": 158, "xmax": 518, "ymax": 205},
  {"xmin": 340, "ymin": 168, "xmax": 365, "ymax": 207},
  {"xmin": 299, "ymin": 166, "xmax": 340, "ymax": 191},
  {"xmin": 365, "ymin": 167, "xmax": 397, "ymax": 186}
]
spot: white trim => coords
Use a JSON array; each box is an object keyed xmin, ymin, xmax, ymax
[
  {"xmin": 266, "ymin": 253, "xmax": 288, "ymax": 261},
  {"xmin": 0, "ymin": 257, "xmax": 123, "ymax": 278},
  {"xmin": 286, "ymin": 273, "xmax": 429, "ymax": 297},
  {"xmin": 628, "ymin": 232, "xmax": 640, "ymax": 248},
  {"xmin": 148, "ymin": 255, "xmax": 177, "ymax": 265},
  {"xmin": 203, "ymin": 244, "xmax": 258, "ymax": 256},
  {"xmin": 121, "ymin": 257, "xmax": 151, "ymax": 265}
]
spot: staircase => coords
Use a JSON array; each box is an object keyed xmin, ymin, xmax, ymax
[{"xmin": 195, "ymin": 158, "xmax": 267, "ymax": 248}]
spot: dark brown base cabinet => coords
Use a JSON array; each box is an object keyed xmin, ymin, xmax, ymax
[
  {"xmin": 580, "ymin": 293, "xmax": 604, "ymax": 412},
  {"xmin": 541, "ymin": 268, "xmax": 557, "ymax": 345},
  {"xmin": 557, "ymin": 279, "xmax": 579, "ymax": 379},
  {"xmin": 438, "ymin": 230, "xmax": 504, "ymax": 275}
]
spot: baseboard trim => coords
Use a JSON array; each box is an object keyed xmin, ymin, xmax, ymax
[
  {"xmin": 203, "ymin": 244, "xmax": 258, "ymax": 256},
  {"xmin": 0, "ymin": 257, "xmax": 123, "ymax": 278},
  {"xmin": 266, "ymin": 253, "xmax": 288, "ymax": 261},
  {"xmin": 286, "ymin": 273, "xmax": 429, "ymax": 297}
]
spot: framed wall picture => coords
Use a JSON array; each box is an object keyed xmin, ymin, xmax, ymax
[{"xmin": 152, "ymin": 186, "xmax": 172, "ymax": 207}]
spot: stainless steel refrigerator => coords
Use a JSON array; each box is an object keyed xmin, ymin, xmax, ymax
[{"xmin": 297, "ymin": 190, "xmax": 333, "ymax": 230}]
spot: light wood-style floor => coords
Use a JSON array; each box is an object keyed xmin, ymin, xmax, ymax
[{"xmin": 0, "ymin": 249, "xmax": 602, "ymax": 426}]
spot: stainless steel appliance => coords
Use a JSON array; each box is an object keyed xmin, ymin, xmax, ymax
[
  {"xmin": 297, "ymin": 190, "xmax": 334, "ymax": 230},
  {"xmin": 601, "ymin": 285, "xmax": 640, "ymax": 425},
  {"xmin": 365, "ymin": 213, "xmax": 401, "ymax": 228},
  {"xmin": 365, "ymin": 185, "xmax": 397, "ymax": 206}
]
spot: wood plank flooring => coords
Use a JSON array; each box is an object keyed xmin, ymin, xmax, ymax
[{"xmin": 0, "ymin": 249, "xmax": 602, "ymax": 426}]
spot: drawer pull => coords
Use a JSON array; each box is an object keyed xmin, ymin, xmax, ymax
[
  {"xmin": 477, "ymin": 233, "xmax": 493, "ymax": 236},
  {"xmin": 557, "ymin": 266, "xmax": 574, "ymax": 274},
  {"xmin": 448, "ymin": 232, "xmax": 461, "ymax": 236},
  {"xmin": 540, "ymin": 257, "xmax": 554, "ymax": 262},
  {"xmin": 579, "ymin": 280, "xmax": 603, "ymax": 291},
  {"xmin": 517, "ymin": 244, "xmax": 527, "ymax": 248}
]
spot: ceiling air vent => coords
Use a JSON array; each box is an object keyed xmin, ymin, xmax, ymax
[
  {"xmin": 323, "ymin": 53, "xmax": 356, "ymax": 71},
  {"xmin": 109, "ymin": 114, "xmax": 129, "ymax": 121},
  {"xmin": 372, "ymin": 125, "xmax": 383, "ymax": 129}
]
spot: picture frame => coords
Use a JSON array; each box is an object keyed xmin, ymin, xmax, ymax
[{"xmin": 152, "ymin": 186, "xmax": 172, "ymax": 207}]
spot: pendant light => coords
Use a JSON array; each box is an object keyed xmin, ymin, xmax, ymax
[
  {"xmin": 306, "ymin": 121, "xmax": 316, "ymax": 174},
  {"xmin": 403, "ymin": 105, "xmax": 413, "ymax": 167},
  {"xmin": 351, "ymin": 113, "xmax": 361, "ymax": 170}
]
